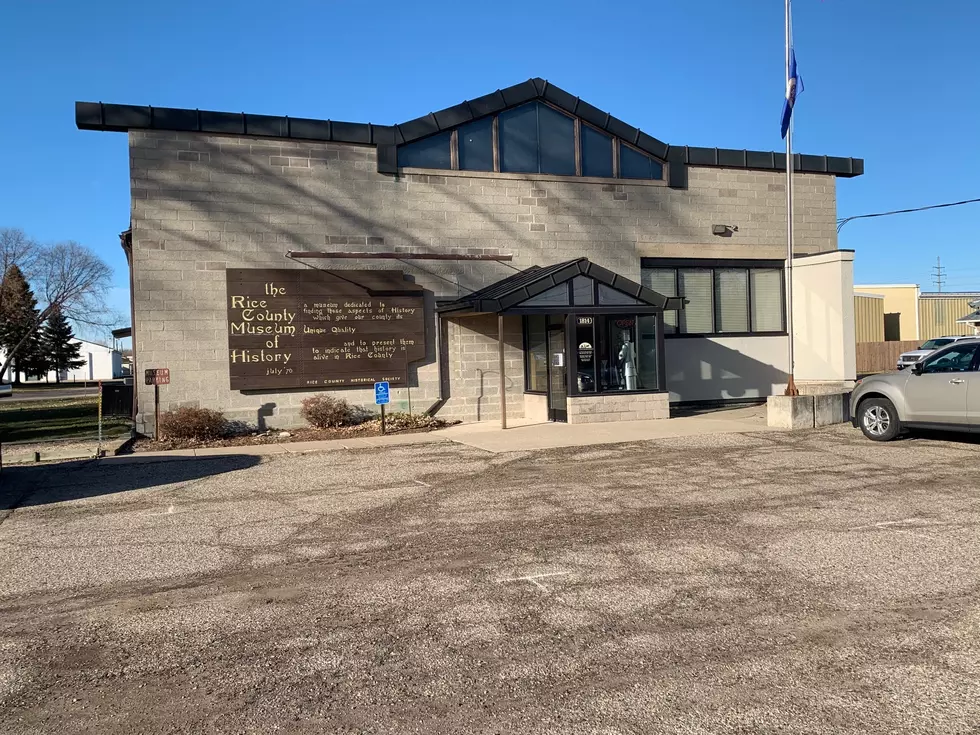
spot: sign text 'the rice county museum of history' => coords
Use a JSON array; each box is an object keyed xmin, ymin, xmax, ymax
[{"xmin": 225, "ymin": 269, "xmax": 426, "ymax": 390}]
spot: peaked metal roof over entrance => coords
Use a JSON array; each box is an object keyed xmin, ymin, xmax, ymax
[{"xmin": 437, "ymin": 258, "xmax": 685, "ymax": 315}]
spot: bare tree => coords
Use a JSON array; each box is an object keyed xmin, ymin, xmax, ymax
[
  {"xmin": 0, "ymin": 241, "xmax": 112, "ymax": 380},
  {"xmin": 0, "ymin": 228, "xmax": 40, "ymax": 316}
]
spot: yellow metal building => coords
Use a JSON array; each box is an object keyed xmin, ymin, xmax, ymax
[
  {"xmin": 918, "ymin": 294, "xmax": 980, "ymax": 340},
  {"xmin": 854, "ymin": 293, "xmax": 885, "ymax": 342},
  {"xmin": 852, "ymin": 285, "xmax": 919, "ymax": 341},
  {"xmin": 854, "ymin": 285, "xmax": 980, "ymax": 342}
]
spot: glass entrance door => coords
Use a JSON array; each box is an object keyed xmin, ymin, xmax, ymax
[{"xmin": 546, "ymin": 319, "xmax": 567, "ymax": 422}]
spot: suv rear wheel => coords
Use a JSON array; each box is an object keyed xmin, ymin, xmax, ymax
[{"xmin": 858, "ymin": 397, "xmax": 902, "ymax": 442}]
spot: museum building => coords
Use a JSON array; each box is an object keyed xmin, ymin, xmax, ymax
[{"xmin": 77, "ymin": 78, "xmax": 863, "ymax": 434}]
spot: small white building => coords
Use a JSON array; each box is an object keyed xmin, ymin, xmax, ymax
[{"xmin": 1, "ymin": 338, "xmax": 124, "ymax": 383}]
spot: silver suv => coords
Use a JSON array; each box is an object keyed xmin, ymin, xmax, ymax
[
  {"xmin": 851, "ymin": 338, "xmax": 980, "ymax": 441},
  {"xmin": 896, "ymin": 336, "xmax": 973, "ymax": 369}
]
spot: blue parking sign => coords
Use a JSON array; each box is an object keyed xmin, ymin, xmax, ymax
[{"xmin": 374, "ymin": 381, "xmax": 390, "ymax": 405}]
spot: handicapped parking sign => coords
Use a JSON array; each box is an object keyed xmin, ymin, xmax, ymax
[{"xmin": 374, "ymin": 381, "xmax": 390, "ymax": 405}]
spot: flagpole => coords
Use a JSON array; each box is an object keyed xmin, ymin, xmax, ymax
[{"xmin": 784, "ymin": 0, "xmax": 799, "ymax": 396}]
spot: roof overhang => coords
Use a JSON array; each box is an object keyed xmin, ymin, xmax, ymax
[
  {"xmin": 75, "ymin": 78, "xmax": 862, "ymax": 188},
  {"xmin": 437, "ymin": 258, "xmax": 684, "ymax": 316}
]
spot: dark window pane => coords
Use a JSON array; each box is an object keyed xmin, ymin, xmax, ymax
[
  {"xmin": 581, "ymin": 125, "xmax": 613, "ymax": 178},
  {"xmin": 598, "ymin": 284, "xmax": 640, "ymax": 305},
  {"xmin": 572, "ymin": 276, "xmax": 594, "ymax": 305},
  {"xmin": 458, "ymin": 117, "xmax": 493, "ymax": 172},
  {"xmin": 524, "ymin": 315, "xmax": 548, "ymax": 391},
  {"xmin": 499, "ymin": 103, "xmax": 538, "ymax": 173},
  {"xmin": 922, "ymin": 343, "xmax": 979, "ymax": 373},
  {"xmin": 636, "ymin": 315, "xmax": 659, "ymax": 390},
  {"xmin": 714, "ymin": 269, "xmax": 749, "ymax": 333},
  {"xmin": 397, "ymin": 132, "xmax": 452, "ymax": 169},
  {"xmin": 642, "ymin": 268, "xmax": 677, "ymax": 334},
  {"xmin": 604, "ymin": 316, "xmax": 638, "ymax": 391},
  {"xmin": 522, "ymin": 283, "xmax": 569, "ymax": 307},
  {"xmin": 536, "ymin": 103, "xmax": 575, "ymax": 176},
  {"xmin": 575, "ymin": 316, "xmax": 596, "ymax": 393},
  {"xmin": 619, "ymin": 142, "xmax": 664, "ymax": 180}
]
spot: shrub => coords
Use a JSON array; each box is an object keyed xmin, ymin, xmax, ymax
[
  {"xmin": 301, "ymin": 395, "xmax": 357, "ymax": 429},
  {"xmin": 158, "ymin": 407, "xmax": 227, "ymax": 441},
  {"xmin": 380, "ymin": 412, "xmax": 449, "ymax": 432}
]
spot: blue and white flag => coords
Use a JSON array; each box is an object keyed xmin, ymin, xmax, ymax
[{"xmin": 780, "ymin": 49, "xmax": 803, "ymax": 139}]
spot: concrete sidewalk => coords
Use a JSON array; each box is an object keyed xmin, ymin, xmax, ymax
[
  {"xmin": 98, "ymin": 405, "xmax": 773, "ymax": 463},
  {"xmin": 442, "ymin": 404, "xmax": 773, "ymax": 452}
]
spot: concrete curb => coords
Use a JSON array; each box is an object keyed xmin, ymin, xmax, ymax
[{"xmin": 100, "ymin": 432, "xmax": 451, "ymax": 463}]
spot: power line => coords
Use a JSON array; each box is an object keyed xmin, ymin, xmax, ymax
[{"xmin": 837, "ymin": 197, "xmax": 980, "ymax": 233}]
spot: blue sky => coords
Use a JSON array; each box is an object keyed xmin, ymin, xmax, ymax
[{"xmin": 2, "ymin": 0, "xmax": 979, "ymax": 334}]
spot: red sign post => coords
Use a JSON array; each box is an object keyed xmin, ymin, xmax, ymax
[{"xmin": 145, "ymin": 369, "xmax": 170, "ymax": 438}]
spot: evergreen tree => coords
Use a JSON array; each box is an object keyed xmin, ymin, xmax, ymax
[
  {"xmin": 41, "ymin": 307, "xmax": 84, "ymax": 383},
  {"xmin": 0, "ymin": 265, "xmax": 41, "ymax": 384},
  {"xmin": 20, "ymin": 330, "xmax": 52, "ymax": 381}
]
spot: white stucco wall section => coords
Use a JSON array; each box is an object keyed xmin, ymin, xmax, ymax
[
  {"xmin": 665, "ymin": 336, "xmax": 789, "ymax": 403},
  {"xmin": 792, "ymin": 250, "xmax": 856, "ymax": 383},
  {"xmin": 664, "ymin": 250, "xmax": 856, "ymax": 402}
]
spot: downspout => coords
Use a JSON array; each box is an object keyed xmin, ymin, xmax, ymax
[
  {"xmin": 119, "ymin": 229, "xmax": 137, "ymax": 427},
  {"xmin": 424, "ymin": 309, "xmax": 448, "ymax": 416}
]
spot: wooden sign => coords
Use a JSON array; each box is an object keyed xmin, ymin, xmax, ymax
[
  {"xmin": 226, "ymin": 269, "xmax": 426, "ymax": 391},
  {"xmin": 145, "ymin": 368, "xmax": 170, "ymax": 385}
]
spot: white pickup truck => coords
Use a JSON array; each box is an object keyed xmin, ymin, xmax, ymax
[{"xmin": 896, "ymin": 336, "xmax": 974, "ymax": 370}]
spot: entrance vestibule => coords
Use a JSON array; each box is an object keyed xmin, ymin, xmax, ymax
[{"xmin": 438, "ymin": 258, "xmax": 684, "ymax": 426}]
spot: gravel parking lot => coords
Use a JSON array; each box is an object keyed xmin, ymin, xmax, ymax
[{"xmin": 1, "ymin": 425, "xmax": 979, "ymax": 734}]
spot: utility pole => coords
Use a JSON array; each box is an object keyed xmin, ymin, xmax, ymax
[{"xmin": 932, "ymin": 257, "xmax": 946, "ymax": 293}]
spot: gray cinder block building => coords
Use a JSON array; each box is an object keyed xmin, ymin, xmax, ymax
[{"xmin": 77, "ymin": 78, "xmax": 862, "ymax": 435}]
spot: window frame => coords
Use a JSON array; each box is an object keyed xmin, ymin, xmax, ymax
[
  {"xmin": 920, "ymin": 343, "xmax": 980, "ymax": 374},
  {"xmin": 522, "ymin": 314, "xmax": 550, "ymax": 395},
  {"xmin": 641, "ymin": 258, "xmax": 787, "ymax": 338},
  {"xmin": 618, "ymin": 140, "xmax": 665, "ymax": 181},
  {"xmin": 522, "ymin": 310, "xmax": 668, "ymax": 397},
  {"xmin": 396, "ymin": 100, "xmax": 667, "ymax": 183}
]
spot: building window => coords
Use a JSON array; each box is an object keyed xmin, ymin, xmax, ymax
[
  {"xmin": 396, "ymin": 131, "xmax": 452, "ymax": 169},
  {"xmin": 523, "ymin": 283, "xmax": 571, "ymax": 307},
  {"xmin": 524, "ymin": 312, "xmax": 664, "ymax": 395},
  {"xmin": 457, "ymin": 117, "xmax": 494, "ymax": 172},
  {"xmin": 636, "ymin": 315, "xmax": 660, "ymax": 390},
  {"xmin": 398, "ymin": 101, "xmax": 665, "ymax": 181},
  {"xmin": 642, "ymin": 268, "xmax": 678, "ymax": 334},
  {"xmin": 581, "ymin": 124, "xmax": 613, "ymax": 178},
  {"xmin": 750, "ymin": 269, "xmax": 783, "ymax": 332},
  {"xmin": 499, "ymin": 102, "xmax": 575, "ymax": 176},
  {"xmin": 524, "ymin": 315, "xmax": 548, "ymax": 392},
  {"xmin": 571, "ymin": 276, "xmax": 594, "ymax": 305},
  {"xmin": 619, "ymin": 142, "xmax": 664, "ymax": 180},
  {"xmin": 575, "ymin": 316, "xmax": 597, "ymax": 392},
  {"xmin": 679, "ymin": 268, "xmax": 714, "ymax": 334},
  {"xmin": 498, "ymin": 103, "xmax": 539, "ymax": 174},
  {"xmin": 641, "ymin": 260, "xmax": 785, "ymax": 336},
  {"xmin": 714, "ymin": 269, "xmax": 749, "ymax": 333}
]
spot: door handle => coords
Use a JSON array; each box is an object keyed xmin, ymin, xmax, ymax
[{"xmin": 950, "ymin": 378, "xmax": 965, "ymax": 384}]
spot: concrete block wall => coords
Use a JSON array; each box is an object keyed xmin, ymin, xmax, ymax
[
  {"xmin": 566, "ymin": 393, "xmax": 670, "ymax": 424},
  {"xmin": 128, "ymin": 129, "xmax": 840, "ymax": 432},
  {"xmin": 441, "ymin": 315, "xmax": 525, "ymax": 423}
]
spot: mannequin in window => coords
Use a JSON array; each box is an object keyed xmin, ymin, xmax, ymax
[{"xmin": 618, "ymin": 330, "xmax": 637, "ymax": 390}]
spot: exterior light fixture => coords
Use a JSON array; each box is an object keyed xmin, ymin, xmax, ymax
[{"xmin": 712, "ymin": 224, "xmax": 738, "ymax": 236}]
